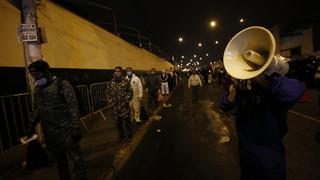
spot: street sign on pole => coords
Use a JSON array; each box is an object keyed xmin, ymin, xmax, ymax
[{"xmin": 17, "ymin": 23, "xmax": 38, "ymax": 43}]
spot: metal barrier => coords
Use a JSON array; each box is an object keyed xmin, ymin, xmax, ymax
[
  {"xmin": 89, "ymin": 82, "xmax": 109, "ymax": 111},
  {"xmin": 0, "ymin": 93, "xmax": 32, "ymax": 155},
  {"xmin": 75, "ymin": 85, "xmax": 93, "ymax": 116},
  {"xmin": 0, "ymin": 81, "xmax": 111, "ymax": 156}
]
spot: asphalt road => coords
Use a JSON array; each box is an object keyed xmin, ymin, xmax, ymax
[{"xmin": 117, "ymin": 83, "xmax": 320, "ymax": 180}]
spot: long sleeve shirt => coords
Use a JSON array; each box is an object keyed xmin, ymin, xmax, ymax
[
  {"xmin": 188, "ymin": 74, "xmax": 202, "ymax": 88},
  {"xmin": 220, "ymin": 76, "xmax": 305, "ymax": 146},
  {"xmin": 126, "ymin": 74, "xmax": 143, "ymax": 98}
]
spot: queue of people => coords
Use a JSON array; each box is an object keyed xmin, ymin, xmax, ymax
[
  {"xmin": 25, "ymin": 60, "xmax": 179, "ymax": 179},
  {"xmin": 25, "ymin": 57, "xmax": 307, "ymax": 180}
]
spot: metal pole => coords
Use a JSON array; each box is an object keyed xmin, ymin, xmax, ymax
[
  {"xmin": 21, "ymin": 0, "xmax": 43, "ymax": 142},
  {"xmin": 137, "ymin": 31, "xmax": 142, "ymax": 48},
  {"xmin": 64, "ymin": 0, "xmax": 118, "ymax": 36},
  {"xmin": 112, "ymin": 10, "xmax": 118, "ymax": 36},
  {"xmin": 21, "ymin": 0, "xmax": 42, "ymax": 93}
]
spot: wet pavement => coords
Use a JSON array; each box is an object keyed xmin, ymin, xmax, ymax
[
  {"xmin": 1, "ymin": 82, "xmax": 320, "ymax": 180},
  {"xmin": 117, "ymin": 83, "xmax": 320, "ymax": 180}
]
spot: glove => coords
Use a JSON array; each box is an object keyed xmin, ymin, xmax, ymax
[{"xmin": 71, "ymin": 128, "xmax": 82, "ymax": 142}]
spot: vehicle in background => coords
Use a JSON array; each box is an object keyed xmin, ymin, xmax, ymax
[{"xmin": 286, "ymin": 55, "xmax": 320, "ymax": 88}]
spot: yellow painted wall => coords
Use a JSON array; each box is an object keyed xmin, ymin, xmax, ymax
[
  {"xmin": 0, "ymin": 0, "xmax": 172, "ymax": 70},
  {"xmin": 0, "ymin": 0, "xmax": 25, "ymax": 67}
]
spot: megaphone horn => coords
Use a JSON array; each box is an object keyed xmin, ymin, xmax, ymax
[{"xmin": 223, "ymin": 26, "xmax": 289, "ymax": 80}]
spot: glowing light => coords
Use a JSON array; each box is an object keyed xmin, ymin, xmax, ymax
[{"xmin": 210, "ymin": 20, "xmax": 217, "ymax": 27}]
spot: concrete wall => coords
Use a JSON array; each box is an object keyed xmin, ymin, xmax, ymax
[
  {"xmin": 0, "ymin": 0, "xmax": 172, "ymax": 70},
  {"xmin": 280, "ymin": 27, "xmax": 313, "ymax": 54},
  {"xmin": 0, "ymin": 1, "xmax": 25, "ymax": 67},
  {"xmin": 271, "ymin": 25, "xmax": 316, "ymax": 56}
]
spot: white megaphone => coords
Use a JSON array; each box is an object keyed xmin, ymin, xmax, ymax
[{"xmin": 223, "ymin": 26, "xmax": 289, "ymax": 80}]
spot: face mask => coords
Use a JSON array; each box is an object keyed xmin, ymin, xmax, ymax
[
  {"xmin": 35, "ymin": 77, "xmax": 48, "ymax": 86},
  {"xmin": 127, "ymin": 71, "xmax": 133, "ymax": 78}
]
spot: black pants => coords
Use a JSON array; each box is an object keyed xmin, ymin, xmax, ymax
[
  {"xmin": 191, "ymin": 86, "xmax": 199, "ymax": 103},
  {"xmin": 148, "ymin": 90, "xmax": 158, "ymax": 109},
  {"xmin": 116, "ymin": 116, "xmax": 133, "ymax": 139},
  {"xmin": 51, "ymin": 142, "xmax": 87, "ymax": 180},
  {"xmin": 239, "ymin": 144, "xmax": 286, "ymax": 180}
]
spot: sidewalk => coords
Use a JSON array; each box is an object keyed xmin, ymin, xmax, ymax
[{"xmin": 0, "ymin": 88, "xmax": 170, "ymax": 180}]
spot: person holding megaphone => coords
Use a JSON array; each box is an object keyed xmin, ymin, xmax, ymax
[{"xmin": 219, "ymin": 26, "xmax": 305, "ymax": 180}]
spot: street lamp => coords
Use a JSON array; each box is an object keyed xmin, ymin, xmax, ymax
[
  {"xmin": 198, "ymin": 43, "xmax": 202, "ymax": 47},
  {"xmin": 209, "ymin": 20, "xmax": 217, "ymax": 28},
  {"xmin": 240, "ymin": 18, "xmax": 244, "ymax": 23},
  {"xmin": 181, "ymin": 55, "xmax": 185, "ymax": 59},
  {"xmin": 193, "ymin": 54, "xmax": 197, "ymax": 58},
  {"xmin": 215, "ymin": 40, "xmax": 219, "ymax": 44},
  {"xmin": 178, "ymin": 37, "xmax": 183, "ymax": 42},
  {"xmin": 206, "ymin": 53, "xmax": 209, "ymax": 56}
]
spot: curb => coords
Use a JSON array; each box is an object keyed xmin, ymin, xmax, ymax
[{"xmin": 101, "ymin": 87, "xmax": 176, "ymax": 180}]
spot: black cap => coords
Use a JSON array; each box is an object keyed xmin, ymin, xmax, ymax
[{"xmin": 28, "ymin": 60, "xmax": 50, "ymax": 73}]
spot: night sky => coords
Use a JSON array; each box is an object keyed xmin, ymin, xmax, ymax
[{"xmin": 53, "ymin": 0, "xmax": 319, "ymax": 62}]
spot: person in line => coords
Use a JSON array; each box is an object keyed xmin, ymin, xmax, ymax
[
  {"xmin": 188, "ymin": 70, "xmax": 202, "ymax": 103},
  {"xmin": 160, "ymin": 70, "xmax": 172, "ymax": 108},
  {"xmin": 220, "ymin": 73, "xmax": 305, "ymax": 180},
  {"xmin": 126, "ymin": 67, "xmax": 143, "ymax": 124},
  {"xmin": 27, "ymin": 60, "xmax": 87, "ymax": 180},
  {"xmin": 145, "ymin": 68, "xmax": 160, "ymax": 110},
  {"xmin": 145, "ymin": 68, "xmax": 162, "ymax": 120},
  {"xmin": 107, "ymin": 66, "xmax": 133, "ymax": 140}
]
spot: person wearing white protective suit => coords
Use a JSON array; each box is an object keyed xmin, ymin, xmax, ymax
[{"xmin": 126, "ymin": 67, "xmax": 143, "ymax": 124}]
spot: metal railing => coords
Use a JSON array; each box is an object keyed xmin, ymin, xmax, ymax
[
  {"xmin": 0, "ymin": 81, "xmax": 111, "ymax": 156},
  {"xmin": 0, "ymin": 93, "xmax": 32, "ymax": 155},
  {"xmin": 75, "ymin": 85, "xmax": 92, "ymax": 116},
  {"xmin": 89, "ymin": 82, "xmax": 109, "ymax": 111}
]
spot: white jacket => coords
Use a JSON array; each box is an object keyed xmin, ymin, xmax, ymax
[
  {"xmin": 188, "ymin": 74, "xmax": 202, "ymax": 88},
  {"xmin": 126, "ymin": 74, "xmax": 143, "ymax": 98}
]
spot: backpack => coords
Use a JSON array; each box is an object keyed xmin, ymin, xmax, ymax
[{"xmin": 56, "ymin": 77, "xmax": 86, "ymax": 116}]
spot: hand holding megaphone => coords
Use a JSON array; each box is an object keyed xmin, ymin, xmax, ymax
[{"xmin": 223, "ymin": 26, "xmax": 290, "ymax": 80}]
